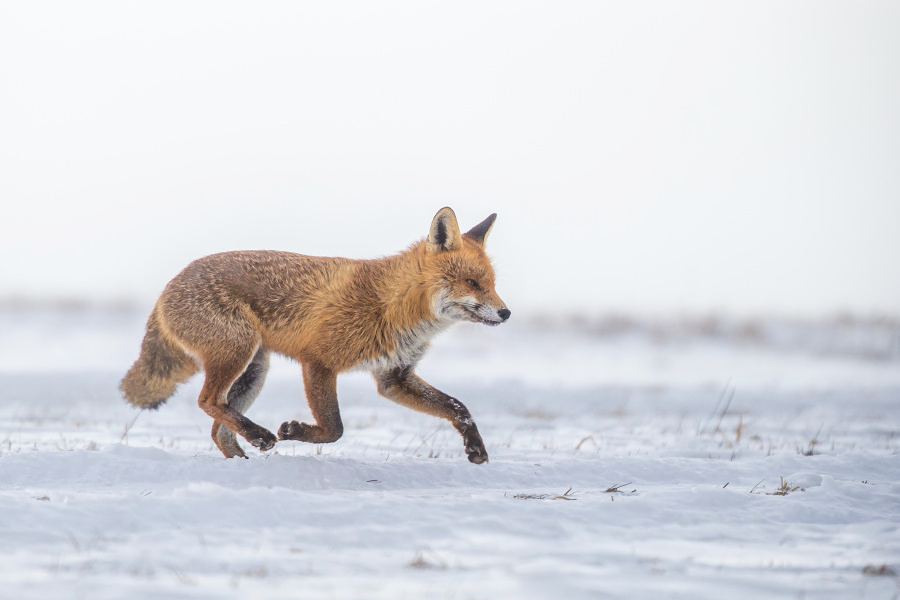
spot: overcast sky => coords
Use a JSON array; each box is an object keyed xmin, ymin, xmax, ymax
[{"xmin": 2, "ymin": 1, "xmax": 898, "ymax": 317}]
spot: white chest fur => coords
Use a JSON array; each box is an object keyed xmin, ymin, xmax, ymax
[{"xmin": 355, "ymin": 317, "xmax": 454, "ymax": 373}]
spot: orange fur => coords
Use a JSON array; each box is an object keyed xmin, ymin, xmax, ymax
[{"xmin": 121, "ymin": 208, "xmax": 509, "ymax": 463}]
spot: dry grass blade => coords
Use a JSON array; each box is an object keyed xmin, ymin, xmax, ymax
[
  {"xmin": 751, "ymin": 476, "xmax": 806, "ymax": 496},
  {"xmin": 120, "ymin": 410, "xmax": 143, "ymax": 444},
  {"xmin": 700, "ymin": 380, "xmax": 733, "ymax": 435},
  {"xmin": 575, "ymin": 435, "xmax": 596, "ymax": 450},
  {"xmin": 768, "ymin": 476, "xmax": 804, "ymax": 496},
  {"xmin": 604, "ymin": 483, "xmax": 632, "ymax": 493},
  {"xmin": 509, "ymin": 487, "xmax": 578, "ymax": 501},
  {"xmin": 553, "ymin": 487, "xmax": 577, "ymax": 500}
]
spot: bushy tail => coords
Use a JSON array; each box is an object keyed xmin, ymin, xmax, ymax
[{"xmin": 120, "ymin": 307, "xmax": 198, "ymax": 409}]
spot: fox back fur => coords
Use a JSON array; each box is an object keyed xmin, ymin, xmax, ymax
[{"xmin": 121, "ymin": 207, "xmax": 509, "ymax": 463}]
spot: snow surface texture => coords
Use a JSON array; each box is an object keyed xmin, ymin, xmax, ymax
[{"xmin": 1, "ymin": 309, "xmax": 899, "ymax": 599}]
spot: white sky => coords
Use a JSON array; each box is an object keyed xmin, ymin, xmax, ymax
[{"xmin": 1, "ymin": 1, "xmax": 898, "ymax": 317}]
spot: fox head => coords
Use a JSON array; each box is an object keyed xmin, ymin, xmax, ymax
[{"xmin": 424, "ymin": 207, "xmax": 511, "ymax": 327}]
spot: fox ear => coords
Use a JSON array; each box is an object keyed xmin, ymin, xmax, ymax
[
  {"xmin": 427, "ymin": 207, "xmax": 463, "ymax": 253},
  {"xmin": 463, "ymin": 213, "xmax": 497, "ymax": 247}
]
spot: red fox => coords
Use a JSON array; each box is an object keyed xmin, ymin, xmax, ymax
[{"xmin": 120, "ymin": 207, "xmax": 509, "ymax": 464}]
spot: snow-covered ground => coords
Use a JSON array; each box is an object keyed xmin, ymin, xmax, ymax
[{"xmin": 1, "ymin": 308, "xmax": 898, "ymax": 599}]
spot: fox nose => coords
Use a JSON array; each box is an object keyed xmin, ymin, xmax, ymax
[{"xmin": 497, "ymin": 308, "xmax": 511, "ymax": 321}]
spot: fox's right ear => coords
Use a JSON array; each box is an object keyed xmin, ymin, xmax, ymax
[{"xmin": 426, "ymin": 207, "xmax": 463, "ymax": 253}]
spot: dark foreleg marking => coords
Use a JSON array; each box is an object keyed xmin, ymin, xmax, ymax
[{"xmin": 374, "ymin": 366, "xmax": 488, "ymax": 464}]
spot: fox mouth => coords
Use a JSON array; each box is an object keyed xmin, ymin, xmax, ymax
[{"xmin": 460, "ymin": 305, "xmax": 503, "ymax": 326}]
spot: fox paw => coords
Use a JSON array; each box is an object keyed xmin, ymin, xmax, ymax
[
  {"xmin": 247, "ymin": 428, "xmax": 277, "ymax": 452},
  {"xmin": 278, "ymin": 420, "xmax": 310, "ymax": 441},
  {"xmin": 465, "ymin": 438, "xmax": 489, "ymax": 464}
]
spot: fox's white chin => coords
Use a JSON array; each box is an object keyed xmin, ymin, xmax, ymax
[{"xmin": 461, "ymin": 305, "xmax": 504, "ymax": 326}]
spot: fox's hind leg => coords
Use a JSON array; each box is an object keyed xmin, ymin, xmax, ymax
[
  {"xmin": 374, "ymin": 366, "xmax": 488, "ymax": 464},
  {"xmin": 212, "ymin": 349, "xmax": 270, "ymax": 458},
  {"xmin": 197, "ymin": 336, "xmax": 278, "ymax": 454}
]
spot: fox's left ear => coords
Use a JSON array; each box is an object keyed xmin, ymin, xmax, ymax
[
  {"xmin": 427, "ymin": 207, "xmax": 463, "ymax": 253},
  {"xmin": 463, "ymin": 213, "xmax": 497, "ymax": 247}
]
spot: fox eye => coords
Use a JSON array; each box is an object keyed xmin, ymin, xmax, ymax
[{"xmin": 465, "ymin": 278, "xmax": 481, "ymax": 290}]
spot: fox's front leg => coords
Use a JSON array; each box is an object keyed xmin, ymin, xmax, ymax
[
  {"xmin": 278, "ymin": 361, "xmax": 344, "ymax": 444},
  {"xmin": 374, "ymin": 366, "xmax": 488, "ymax": 464}
]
